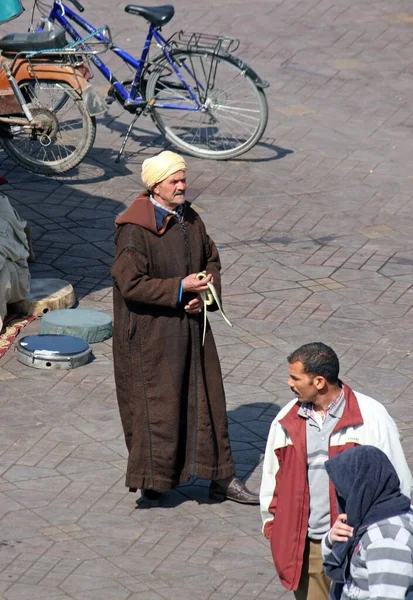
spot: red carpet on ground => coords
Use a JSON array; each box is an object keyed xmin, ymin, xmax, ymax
[{"xmin": 0, "ymin": 314, "xmax": 36, "ymax": 360}]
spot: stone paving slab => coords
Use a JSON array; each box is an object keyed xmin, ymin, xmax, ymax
[{"xmin": 2, "ymin": 0, "xmax": 413, "ymax": 598}]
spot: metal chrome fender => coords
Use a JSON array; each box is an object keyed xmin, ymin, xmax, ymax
[
  {"xmin": 226, "ymin": 55, "xmax": 269, "ymax": 89},
  {"xmin": 81, "ymin": 84, "xmax": 106, "ymax": 116}
]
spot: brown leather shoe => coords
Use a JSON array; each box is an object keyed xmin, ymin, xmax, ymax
[{"xmin": 209, "ymin": 478, "xmax": 260, "ymax": 505}]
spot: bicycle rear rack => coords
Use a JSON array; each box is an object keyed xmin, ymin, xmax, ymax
[{"xmin": 169, "ymin": 31, "xmax": 240, "ymax": 55}]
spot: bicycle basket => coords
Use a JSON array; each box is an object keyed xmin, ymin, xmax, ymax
[{"xmin": 0, "ymin": 0, "xmax": 24, "ymax": 25}]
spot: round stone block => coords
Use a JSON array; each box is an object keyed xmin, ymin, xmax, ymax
[
  {"xmin": 40, "ymin": 309, "xmax": 112, "ymax": 343},
  {"xmin": 9, "ymin": 278, "xmax": 75, "ymax": 316}
]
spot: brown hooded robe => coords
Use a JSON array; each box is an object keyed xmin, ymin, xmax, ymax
[{"xmin": 111, "ymin": 194, "xmax": 235, "ymax": 492}]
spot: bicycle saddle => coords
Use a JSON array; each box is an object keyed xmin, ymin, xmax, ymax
[
  {"xmin": 124, "ymin": 5, "xmax": 175, "ymax": 27},
  {"xmin": 0, "ymin": 29, "xmax": 67, "ymax": 53}
]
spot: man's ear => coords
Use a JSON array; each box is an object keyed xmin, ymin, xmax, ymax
[{"xmin": 314, "ymin": 376, "xmax": 326, "ymax": 390}]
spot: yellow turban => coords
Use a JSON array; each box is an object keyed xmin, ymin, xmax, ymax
[{"xmin": 141, "ymin": 151, "xmax": 186, "ymax": 189}]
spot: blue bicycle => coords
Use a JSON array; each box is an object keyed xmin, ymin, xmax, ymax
[{"xmin": 31, "ymin": 0, "xmax": 269, "ymax": 161}]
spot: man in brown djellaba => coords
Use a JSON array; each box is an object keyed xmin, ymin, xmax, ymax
[{"xmin": 111, "ymin": 150, "xmax": 258, "ymax": 507}]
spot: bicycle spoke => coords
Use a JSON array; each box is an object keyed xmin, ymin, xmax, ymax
[
  {"xmin": 5, "ymin": 81, "xmax": 90, "ymax": 167},
  {"xmin": 148, "ymin": 50, "xmax": 267, "ymax": 157},
  {"xmin": 214, "ymin": 108, "xmax": 261, "ymax": 126},
  {"xmin": 155, "ymin": 79, "xmax": 195, "ymax": 106}
]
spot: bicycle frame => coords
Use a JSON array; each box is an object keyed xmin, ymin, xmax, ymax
[{"xmin": 47, "ymin": 0, "xmax": 201, "ymax": 110}]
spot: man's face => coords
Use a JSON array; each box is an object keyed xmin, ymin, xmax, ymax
[
  {"xmin": 287, "ymin": 361, "xmax": 319, "ymax": 403},
  {"xmin": 153, "ymin": 170, "xmax": 186, "ymax": 209}
]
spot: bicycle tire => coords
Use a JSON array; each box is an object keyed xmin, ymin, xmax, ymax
[
  {"xmin": 0, "ymin": 81, "xmax": 96, "ymax": 175},
  {"xmin": 145, "ymin": 49, "xmax": 268, "ymax": 160}
]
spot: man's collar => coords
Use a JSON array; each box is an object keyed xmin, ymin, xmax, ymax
[
  {"xmin": 297, "ymin": 388, "xmax": 345, "ymax": 419},
  {"xmin": 149, "ymin": 195, "xmax": 184, "ymax": 231},
  {"xmin": 149, "ymin": 195, "xmax": 183, "ymax": 217},
  {"xmin": 328, "ymin": 388, "xmax": 345, "ymax": 417}
]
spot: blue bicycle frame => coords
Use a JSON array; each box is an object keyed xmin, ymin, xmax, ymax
[{"xmin": 47, "ymin": 0, "xmax": 201, "ymax": 110}]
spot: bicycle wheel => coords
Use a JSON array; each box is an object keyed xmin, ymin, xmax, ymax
[
  {"xmin": 23, "ymin": 82, "xmax": 70, "ymax": 113},
  {"xmin": 145, "ymin": 49, "xmax": 268, "ymax": 160},
  {"xmin": 0, "ymin": 81, "xmax": 96, "ymax": 175}
]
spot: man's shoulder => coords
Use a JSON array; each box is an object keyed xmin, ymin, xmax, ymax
[
  {"xmin": 352, "ymin": 389, "xmax": 389, "ymax": 416},
  {"xmin": 116, "ymin": 221, "xmax": 147, "ymax": 242},
  {"xmin": 185, "ymin": 202, "xmax": 204, "ymax": 223}
]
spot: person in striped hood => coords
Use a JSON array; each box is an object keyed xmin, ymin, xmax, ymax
[{"xmin": 322, "ymin": 445, "xmax": 413, "ymax": 599}]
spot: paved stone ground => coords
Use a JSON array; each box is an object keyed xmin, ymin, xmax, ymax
[{"xmin": 1, "ymin": 0, "xmax": 413, "ymax": 598}]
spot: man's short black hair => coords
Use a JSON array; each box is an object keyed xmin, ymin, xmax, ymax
[{"xmin": 287, "ymin": 342, "xmax": 339, "ymax": 384}]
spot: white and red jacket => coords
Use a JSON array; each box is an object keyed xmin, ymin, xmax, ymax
[{"xmin": 260, "ymin": 383, "xmax": 413, "ymax": 591}]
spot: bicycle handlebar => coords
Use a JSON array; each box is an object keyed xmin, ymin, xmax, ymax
[{"xmin": 69, "ymin": 0, "xmax": 85, "ymax": 13}]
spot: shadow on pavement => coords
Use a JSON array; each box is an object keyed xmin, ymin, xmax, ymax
[
  {"xmin": 0, "ymin": 160, "xmax": 125, "ymax": 300},
  {"xmin": 143, "ymin": 401, "xmax": 281, "ymax": 508},
  {"xmin": 99, "ymin": 116, "xmax": 294, "ymax": 164}
]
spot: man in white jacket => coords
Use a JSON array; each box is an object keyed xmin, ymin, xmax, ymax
[{"xmin": 259, "ymin": 342, "xmax": 412, "ymax": 600}]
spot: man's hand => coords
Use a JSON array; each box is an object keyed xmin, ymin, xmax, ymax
[
  {"xmin": 185, "ymin": 297, "xmax": 202, "ymax": 314},
  {"xmin": 182, "ymin": 272, "xmax": 213, "ymax": 293},
  {"xmin": 330, "ymin": 514, "xmax": 354, "ymax": 543}
]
